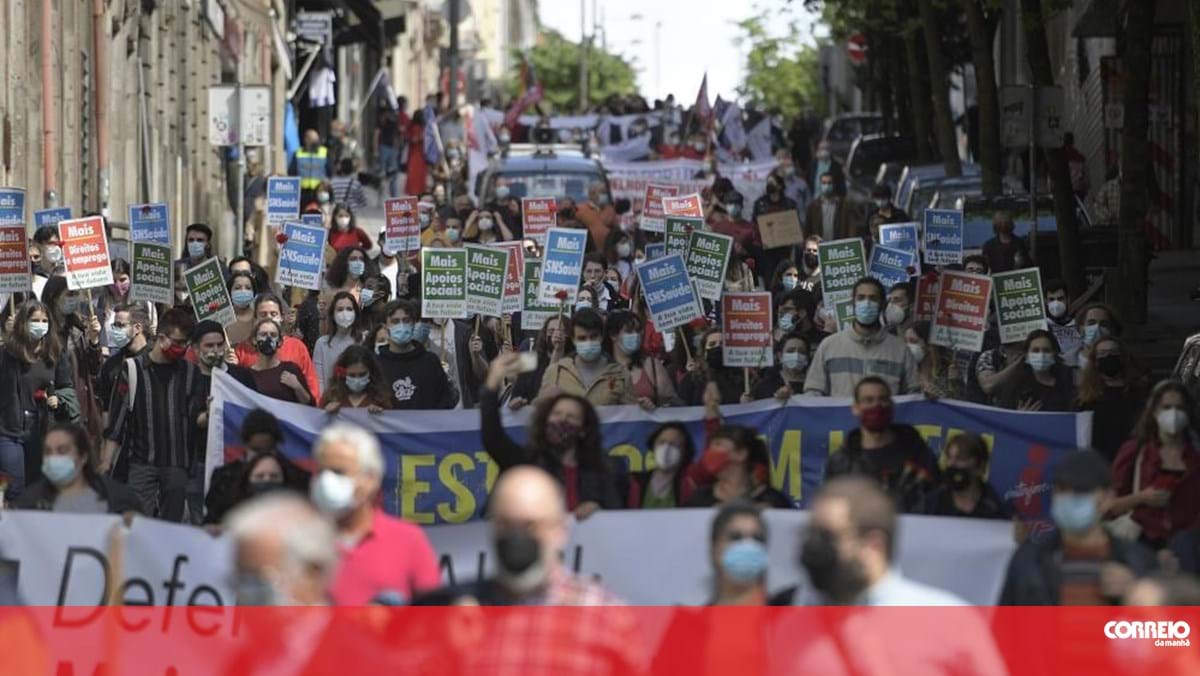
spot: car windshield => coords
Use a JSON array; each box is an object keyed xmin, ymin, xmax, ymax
[
  {"xmin": 487, "ymin": 171, "xmax": 603, "ymax": 203},
  {"xmin": 827, "ymin": 117, "xmax": 883, "ymax": 143},
  {"xmin": 850, "ymin": 138, "xmax": 915, "ymax": 181}
]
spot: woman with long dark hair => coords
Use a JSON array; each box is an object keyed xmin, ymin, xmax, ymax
[
  {"xmin": 629, "ymin": 422, "xmax": 698, "ymax": 508},
  {"xmin": 313, "ymin": 291, "xmax": 363, "ymax": 393},
  {"xmin": 15, "ymin": 423, "xmax": 141, "ymax": 513},
  {"xmin": 607, "ymin": 311, "xmax": 674, "ymax": 409},
  {"xmin": 326, "ymin": 246, "xmax": 374, "ymax": 300},
  {"xmin": 320, "ymin": 345, "xmax": 393, "ymax": 413},
  {"xmin": 996, "ymin": 329, "xmax": 1076, "ymax": 412},
  {"xmin": 508, "ymin": 315, "xmax": 572, "ymax": 410},
  {"xmin": 41, "ymin": 276, "xmax": 104, "ymax": 442},
  {"xmin": 1077, "ymin": 335, "xmax": 1149, "ymax": 462}
]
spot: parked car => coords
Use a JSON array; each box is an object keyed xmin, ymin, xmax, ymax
[
  {"xmin": 896, "ymin": 163, "xmax": 979, "ymax": 216},
  {"xmin": 820, "ymin": 113, "xmax": 883, "ymax": 164},
  {"xmin": 845, "ymin": 135, "xmax": 930, "ymax": 199},
  {"xmin": 873, "ymin": 162, "xmax": 905, "ymax": 194}
]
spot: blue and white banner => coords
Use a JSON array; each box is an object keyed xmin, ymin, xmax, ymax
[
  {"xmin": 274, "ymin": 223, "xmax": 326, "ymax": 290},
  {"xmin": 537, "ymin": 227, "xmax": 588, "ymax": 304},
  {"xmin": 636, "ymin": 253, "xmax": 704, "ymax": 331},
  {"xmin": 0, "ymin": 187, "xmax": 25, "ymax": 226},
  {"xmin": 129, "ymin": 203, "xmax": 170, "ymax": 245},
  {"xmin": 34, "ymin": 207, "xmax": 72, "ymax": 230},
  {"xmin": 209, "ymin": 372, "xmax": 1090, "ymax": 527},
  {"xmin": 867, "ymin": 244, "xmax": 918, "ymax": 291},
  {"xmin": 923, "ymin": 209, "xmax": 964, "ymax": 265},
  {"xmin": 266, "ymin": 177, "xmax": 301, "ymax": 227}
]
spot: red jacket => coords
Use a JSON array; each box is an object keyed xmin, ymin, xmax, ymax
[
  {"xmin": 1112, "ymin": 437, "xmax": 1200, "ymax": 543},
  {"xmin": 329, "ymin": 227, "xmax": 372, "ymax": 252}
]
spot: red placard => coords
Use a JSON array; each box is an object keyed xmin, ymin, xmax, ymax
[
  {"xmin": 384, "ymin": 196, "xmax": 419, "ymax": 253},
  {"xmin": 721, "ymin": 291, "xmax": 774, "ymax": 368},
  {"xmin": 930, "ymin": 270, "xmax": 992, "ymax": 352},
  {"xmin": 0, "ymin": 224, "xmax": 30, "ymax": 293},
  {"xmin": 521, "ymin": 197, "xmax": 557, "ymax": 245},
  {"xmin": 58, "ymin": 216, "xmax": 114, "ymax": 290},
  {"xmin": 492, "ymin": 240, "xmax": 525, "ymax": 315},
  {"xmin": 661, "ymin": 192, "xmax": 704, "ymax": 218},
  {"xmin": 640, "ymin": 183, "xmax": 681, "ymax": 232},
  {"xmin": 915, "ymin": 274, "xmax": 941, "ymax": 322}
]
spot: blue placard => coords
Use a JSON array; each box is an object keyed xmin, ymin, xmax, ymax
[
  {"xmin": 266, "ymin": 177, "xmax": 301, "ymax": 226},
  {"xmin": 0, "ymin": 188, "xmax": 26, "ymax": 226},
  {"xmin": 868, "ymin": 244, "xmax": 919, "ymax": 291},
  {"xmin": 300, "ymin": 214, "xmax": 324, "ymax": 228},
  {"xmin": 129, "ymin": 202, "xmax": 170, "ymax": 244},
  {"xmin": 645, "ymin": 242, "xmax": 665, "ymax": 261},
  {"xmin": 275, "ymin": 222, "xmax": 327, "ymax": 290},
  {"xmin": 34, "ymin": 207, "xmax": 72, "ymax": 230},
  {"xmin": 635, "ymin": 253, "xmax": 703, "ymax": 331},
  {"xmin": 923, "ymin": 208, "xmax": 964, "ymax": 265},
  {"xmin": 879, "ymin": 222, "xmax": 919, "ymax": 255},
  {"xmin": 537, "ymin": 227, "xmax": 588, "ymax": 304}
]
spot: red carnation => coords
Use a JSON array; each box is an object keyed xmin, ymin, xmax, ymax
[
  {"xmin": 276, "ymin": 232, "xmax": 289, "ymax": 245},
  {"xmin": 554, "ymin": 289, "xmax": 569, "ymax": 302},
  {"xmin": 33, "ymin": 389, "xmax": 47, "ymax": 402},
  {"xmin": 207, "ymin": 301, "xmax": 220, "ymax": 311},
  {"xmin": 743, "ymin": 257, "xmax": 756, "ymax": 270},
  {"xmin": 689, "ymin": 317, "xmax": 708, "ymax": 330},
  {"xmin": 117, "ymin": 382, "xmax": 129, "ymax": 395}
]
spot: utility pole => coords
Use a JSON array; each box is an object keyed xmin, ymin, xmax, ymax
[
  {"xmin": 235, "ymin": 51, "xmax": 245, "ymax": 258},
  {"xmin": 579, "ymin": 0, "xmax": 589, "ymax": 112},
  {"xmin": 448, "ymin": 0, "xmax": 460, "ymax": 109}
]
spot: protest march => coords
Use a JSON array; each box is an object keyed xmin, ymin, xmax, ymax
[{"xmin": 1, "ymin": 0, "xmax": 1199, "ymax": 673}]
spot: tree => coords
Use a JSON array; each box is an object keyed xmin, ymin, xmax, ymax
[
  {"xmin": 509, "ymin": 30, "xmax": 637, "ymax": 112},
  {"xmin": 961, "ymin": 0, "xmax": 1003, "ymax": 195},
  {"xmin": 734, "ymin": 10, "xmax": 827, "ymax": 120},
  {"xmin": 917, "ymin": 0, "xmax": 963, "ymax": 177},
  {"xmin": 1116, "ymin": 3, "xmax": 1154, "ymax": 324}
]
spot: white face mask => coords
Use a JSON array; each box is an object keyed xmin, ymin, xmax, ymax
[
  {"xmin": 616, "ymin": 242, "xmax": 632, "ymax": 258},
  {"xmin": 336, "ymin": 216, "xmax": 352, "ymax": 230},
  {"xmin": 653, "ymin": 443, "xmax": 682, "ymax": 471},
  {"xmin": 44, "ymin": 245, "xmax": 63, "ymax": 264},
  {"xmin": 334, "ymin": 310, "xmax": 356, "ymax": 328},
  {"xmin": 884, "ymin": 303, "xmax": 907, "ymax": 326},
  {"xmin": 1047, "ymin": 300, "xmax": 1067, "ymax": 319},
  {"xmin": 478, "ymin": 218, "xmax": 494, "ymax": 231},
  {"xmin": 907, "ymin": 343, "xmax": 926, "ymax": 363},
  {"xmin": 310, "ymin": 470, "xmax": 356, "ymax": 516},
  {"xmin": 1157, "ymin": 408, "xmax": 1189, "ymax": 436}
]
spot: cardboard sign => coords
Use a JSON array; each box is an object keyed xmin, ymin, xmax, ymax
[
  {"xmin": 665, "ymin": 216, "xmax": 701, "ymax": 258},
  {"xmin": 834, "ymin": 298, "xmax": 857, "ymax": 332},
  {"xmin": 992, "ymin": 267, "xmax": 1047, "ymax": 345},
  {"xmin": 266, "ymin": 177, "xmax": 301, "ymax": 226},
  {"xmin": 0, "ymin": 188, "xmax": 25, "ymax": 227},
  {"xmin": 930, "ymin": 270, "xmax": 992, "ymax": 352},
  {"xmin": 923, "ymin": 209, "xmax": 964, "ymax": 265},
  {"xmin": 129, "ymin": 203, "xmax": 170, "ymax": 245},
  {"xmin": 645, "ymin": 243, "xmax": 665, "ymax": 261},
  {"xmin": 662, "ymin": 192, "xmax": 704, "ymax": 218},
  {"xmin": 685, "ymin": 229, "xmax": 734, "ymax": 301},
  {"xmin": 879, "ymin": 222, "xmax": 920, "ymax": 274},
  {"xmin": 129, "ymin": 242, "xmax": 174, "ymax": 305},
  {"xmin": 757, "ymin": 209, "xmax": 805, "ymax": 250},
  {"xmin": 34, "ymin": 207, "xmax": 71, "ymax": 230},
  {"xmin": 537, "ymin": 228, "xmax": 588, "ymax": 305},
  {"xmin": 184, "ymin": 257, "xmax": 235, "ymax": 325},
  {"xmin": 521, "ymin": 259, "xmax": 559, "ymax": 331},
  {"xmin": 639, "ymin": 183, "xmax": 680, "ymax": 233},
  {"xmin": 274, "ymin": 223, "xmax": 327, "ymax": 290},
  {"xmin": 58, "ymin": 216, "xmax": 114, "ymax": 290},
  {"xmin": 0, "ymin": 224, "xmax": 30, "ymax": 293},
  {"xmin": 384, "ymin": 197, "xmax": 420, "ymax": 254},
  {"xmin": 722, "ymin": 292, "xmax": 774, "ymax": 368},
  {"xmin": 867, "ymin": 245, "xmax": 918, "ymax": 292},
  {"xmin": 421, "ymin": 248, "xmax": 468, "ymax": 319},
  {"xmin": 492, "ymin": 241, "xmax": 525, "ymax": 315},
  {"xmin": 915, "ymin": 275, "xmax": 941, "ymax": 322},
  {"xmin": 635, "ymin": 254, "xmax": 704, "ymax": 331},
  {"xmin": 817, "ymin": 238, "xmax": 867, "ymax": 304},
  {"xmin": 521, "ymin": 197, "xmax": 557, "ymax": 245},
  {"xmin": 464, "ymin": 244, "xmax": 510, "ymax": 318}
]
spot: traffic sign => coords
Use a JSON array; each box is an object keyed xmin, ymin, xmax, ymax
[
  {"xmin": 1000, "ymin": 85, "xmax": 1065, "ymax": 149},
  {"xmin": 847, "ymin": 33, "xmax": 868, "ymax": 65}
]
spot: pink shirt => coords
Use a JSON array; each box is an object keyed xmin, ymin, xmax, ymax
[{"xmin": 330, "ymin": 509, "xmax": 441, "ymax": 605}]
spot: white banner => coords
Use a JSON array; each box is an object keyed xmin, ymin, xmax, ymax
[{"xmin": 606, "ymin": 159, "xmax": 779, "ymax": 216}]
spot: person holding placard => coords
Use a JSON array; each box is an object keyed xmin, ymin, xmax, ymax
[
  {"xmin": 536, "ymin": 309, "xmax": 634, "ymax": 407},
  {"xmin": 750, "ymin": 177, "xmax": 801, "ymax": 280},
  {"xmin": 607, "ymin": 311, "xmax": 675, "ymax": 410},
  {"xmin": 675, "ymin": 327, "xmax": 745, "ymax": 406},
  {"xmin": 42, "ymin": 277, "xmax": 104, "ymax": 443}
]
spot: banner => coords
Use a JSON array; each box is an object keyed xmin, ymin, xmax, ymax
[
  {"xmin": 636, "ymin": 254, "xmax": 704, "ymax": 331},
  {"xmin": 607, "ymin": 159, "xmax": 778, "ymax": 220},
  {"xmin": 520, "ymin": 197, "xmax": 556, "ymax": 245},
  {"xmin": 493, "ymin": 240, "xmax": 525, "ymax": 315},
  {"xmin": 992, "ymin": 268, "xmax": 1047, "ymax": 345},
  {"xmin": 0, "ymin": 223, "xmax": 30, "ymax": 293},
  {"xmin": 129, "ymin": 242, "xmax": 174, "ymax": 305},
  {"xmin": 521, "ymin": 259, "xmax": 559, "ymax": 331},
  {"xmin": 34, "ymin": 207, "xmax": 71, "ymax": 229},
  {"xmin": 664, "ymin": 216, "xmax": 699, "ymax": 258},
  {"xmin": 421, "ymin": 248, "xmax": 468, "ymax": 319},
  {"xmin": 878, "ymin": 222, "xmax": 920, "ymax": 274},
  {"xmin": 129, "ymin": 203, "xmax": 170, "ymax": 245},
  {"xmin": 931, "ymin": 270, "xmax": 992, "ymax": 352},
  {"xmin": 59, "ymin": 216, "xmax": 114, "ymax": 290},
  {"xmin": 0, "ymin": 187, "xmax": 25, "ymax": 227},
  {"xmin": 208, "ymin": 372, "xmax": 1092, "ymax": 528},
  {"xmin": 384, "ymin": 197, "xmax": 420, "ymax": 254},
  {"xmin": 537, "ymin": 228, "xmax": 587, "ymax": 304},
  {"xmin": 685, "ymin": 230, "xmax": 733, "ymax": 301},
  {"xmin": 923, "ymin": 209, "xmax": 964, "ymax": 265},
  {"xmin": 464, "ymin": 244, "xmax": 509, "ymax": 318},
  {"xmin": 266, "ymin": 177, "xmax": 301, "ymax": 227},
  {"xmin": 817, "ymin": 238, "xmax": 867, "ymax": 304},
  {"xmin": 722, "ymin": 292, "xmax": 773, "ymax": 368},
  {"xmin": 185, "ymin": 258, "xmax": 235, "ymax": 325},
  {"xmin": 639, "ymin": 183, "xmax": 680, "ymax": 233},
  {"xmin": 867, "ymin": 245, "xmax": 917, "ymax": 291},
  {"xmin": 274, "ymin": 223, "xmax": 327, "ymax": 290}
]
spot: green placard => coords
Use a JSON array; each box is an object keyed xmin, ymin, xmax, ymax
[
  {"xmin": 665, "ymin": 216, "xmax": 701, "ymax": 258},
  {"xmin": 464, "ymin": 244, "xmax": 510, "ymax": 318},
  {"xmin": 992, "ymin": 267, "xmax": 1047, "ymax": 344},
  {"xmin": 421, "ymin": 248, "xmax": 468, "ymax": 319},
  {"xmin": 817, "ymin": 237, "xmax": 867, "ymax": 304},
  {"xmin": 684, "ymin": 229, "xmax": 733, "ymax": 301},
  {"xmin": 834, "ymin": 298, "xmax": 857, "ymax": 332},
  {"xmin": 184, "ymin": 257, "xmax": 235, "ymax": 325},
  {"xmin": 130, "ymin": 242, "xmax": 173, "ymax": 305},
  {"xmin": 521, "ymin": 259, "xmax": 560, "ymax": 331}
]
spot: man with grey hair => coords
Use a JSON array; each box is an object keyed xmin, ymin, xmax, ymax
[
  {"xmin": 310, "ymin": 422, "xmax": 439, "ymax": 605},
  {"xmin": 227, "ymin": 493, "xmax": 338, "ymax": 605}
]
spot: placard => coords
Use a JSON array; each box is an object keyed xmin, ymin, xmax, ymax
[
  {"xmin": 420, "ymin": 248, "xmax": 468, "ymax": 319},
  {"xmin": 537, "ymin": 228, "xmax": 588, "ymax": 304},
  {"xmin": 923, "ymin": 208, "xmax": 964, "ymax": 265},
  {"xmin": 384, "ymin": 197, "xmax": 420, "ymax": 254},
  {"xmin": 34, "ymin": 207, "xmax": 71, "ymax": 229},
  {"xmin": 521, "ymin": 259, "xmax": 559, "ymax": 331},
  {"xmin": 757, "ymin": 209, "xmax": 805, "ymax": 250},
  {"xmin": 129, "ymin": 242, "xmax": 174, "ymax": 305},
  {"xmin": 879, "ymin": 222, "xmax": 920, "ymax": 274},
  {"xmin": 493, "ymin": 241, "xmax": 525, "ymax": 315},
  {"xmin": 915, "ymin": 274, "xmax": 941, "ymax": 322},
  {"xmin": 635, "ymin": 254, "xmax": 704, "ymax": 331},
  {"xmin": 58, "ymin": 216, "xmax": 114, "ymax": 290},
  {"xmin": 129, "ymin": 202, "xmax": 171, "ymax": 245},
  {"xmin": 521, "ymin": 197, "xmax": 557, "ymax": 245},
  {"xmin": 685, "ymin": 230, "xmax": 734, "ymax": 301},
  {"xmin": 0, "ymin": 224, "xmax": 31, "ymax": 293},
  {"xmin": 661, "ymin": 192, "xmax": 704, "ymax": 218},
  {"xmin": 184, "ymin": 257, "xmax": 235, "ymax": 325},
  {"xmin": 834, "ymin": 298, "xmax": 857, "ymax": 332},
  {"xmin": 992, "ymin": 267, "xmax": 1048, "ymax": 345},
  {"xmin": 274, "ymin": 223, "xmax": 327, "ymax": 290},
  {"xmin": 464, "ymin": 244, "xmax": 509, "ymax": 318},
  {"xmin": 867, "ymin": 244, "xmax": 918, "ymax": 292},
  {"xmin": 645, "ymin": 243, "xmax": 665, "ymax": 261},
  {"xmin": 930, "ymin": 270, "xmax": 992, "ymax": 352},
  {"xmin": 817, "ymin": 237, "xmax": 867, "ymax": 304},
  {"xmin": 300, "ymin": 214, "xmax": 324, "ymax": 228},
  {"xmin": 0, "ymin": 187, "xmax": 25, "ymax": 227},
  {"xmin": 639, "ymin": 183, "xmax": 680, "ymax": 233},
  {"xmin": 266, "ymin": 177, "xmax": 301, "ymax": 226},
  {"xmin": 722, "ymin": 292, "xmax": 774, "ymax": 368},
  {"xmin": 665, "ymin": 216, "xmax": 700, "ymax": 258}
]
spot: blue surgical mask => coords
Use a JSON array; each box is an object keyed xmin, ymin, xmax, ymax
[
  {"xmin": 854, "ymin": 300, "xmax": 880, "ymax": 326},
  {"xmin": 359, "ymin": 288, "xmax": 376, "ymax": 307},
  {"xmin": 28, "ymin": 321, "xmax": 49, "ymax": 340},
  {"xmin": 348, "ymin": 260, "xmax": 366, "ymax": 277},
  {"xmin": 779, "ymin": 313, "xmax": 796, "ymax": 332},
  {"xmin": 820, "ymin": 184, "xmax": 834, "ymax": 196},
  {"xmin": 1051, "ymin": 493, "xmax": 1098, "ymax": 534},
  {"xmin": 782, "ymin": 276, "xmax": 798, "ymax": 291},
  {"xmin": 231, "ymin": 289, "xmax": 254, "ymax": 307},
  {"xmin": 1026, "ymin": 352, "xmax": 1055, "ymax": 372},
  {"xmin": 413, "ymin": 322, "xmax": 432, "ymax": 344},
  {"xmin": 110, "ymin": 326, "xmax": 131, "ymax": 349},
  {"xmin": 781, "ymin": 352, "xmax": 808, "ymax": 371},
  {"xmin": 1083, "ymin": 323, "xmax": 1108, "ymax": 345},
  {"xmin": 619, "ymin": 333, "xmax": 641, "ymax": 354},
  {"xmin": 187, "ymin": 241, "xmax": 206, "ymax": 259},
  {"xmin": 575, "ymin": 339, "xmax": 602, "ymax": 362},
  {"xmin": 389, "ymin": 323, "xmax": 414, "ymax": 344},
  {"xmin": 721, "ymin": 539, "xmax": 768, "ymax": 584},
  {"xmin": 42, "ymin": 455, "xmax": 78, "ymax": 486},
  {"xmin": 345, "ymin": 375, "xmax": 370, "ymax": 393}
]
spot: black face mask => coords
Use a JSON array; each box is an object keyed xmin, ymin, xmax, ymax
[
  {"xmin": 248, "ymin": 479, "xmax": 285, "ymax": 497},
  {"xmin": 803, "ymin": 253, "xmax": 820, "ymax": 269},
  {"xmin": 256, "ymin": 336, "xmax": 280, "ymax": 357},
  {"xmin": 945, "ymin": 467, "xmax": 975, "ymax": 492},
  {"xmin": 706, "ymin": 347, "xmax": 724, "ymax": 370},
  {"xmin": 800, "ymin": 527, "xmax": 869, "ymax": 604},
  {"xmin": 1097, "ymin": 354, "xmax": 1123, "ymax": 378},
  {"xmin": 495, "ymin": 530, "xmax": 540, "ymax": 576}
]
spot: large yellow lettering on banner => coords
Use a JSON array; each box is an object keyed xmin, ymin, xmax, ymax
[
  {"xmin": 608, "ymin": 443, "xmax": 644, "ymax": 473},
  {"xmin": 399, "ymin": 454, "xmax": 436, "ymax": 524},
  {"xmin": 437, "ymin": 453, "xmax": 477, "ymax": 523},
  {"xmin": 771, "ymin": 431, "xmax": 802, "ymax": 500}
]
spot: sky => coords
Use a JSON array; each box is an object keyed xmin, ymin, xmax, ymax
[{"xmin": 537, "ymin": 0, "xmax": 822, "ymax": 105}]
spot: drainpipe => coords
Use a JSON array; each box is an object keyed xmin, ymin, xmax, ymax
[
  {"xmin": 93, "ymin": 0, "xmax": 110, "ymax": 216},
  {"xmin": 41, "ymin": 0, "xmax": 56, "ymax": 204}
]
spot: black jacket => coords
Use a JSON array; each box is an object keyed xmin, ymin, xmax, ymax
[
  {"xmin": 824, "ymin": 424, "xmax": 939, "ymax": 513},
  {"xmin": 16, "ymin": 473, "xmax": 143, "ymax": 514},
  {"xmin": 377, "ymin": 343, "xmax": 458, "ymax": 409},
  {"xmin": 920, "ymin": 482, "xmax": 1010, "ymax": 520},
  {"xmin": 999, "ymin": 532, "xmax": 1156, "ymax": 605},
  {"xmin": 0, "ymin": 348, "xmax": 75, "ymax": 439},
  {"xmin": 750, "ymin": 367, "xmax": 806, "ymax": 401}
]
